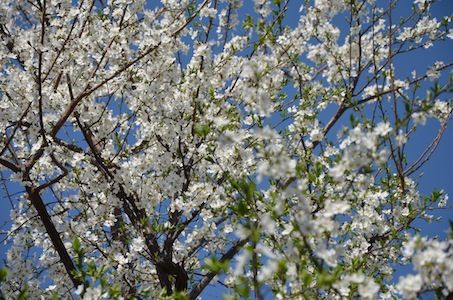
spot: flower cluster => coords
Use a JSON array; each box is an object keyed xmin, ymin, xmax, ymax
[{"xmin": 0, "ymin": 0, "xmax": 451, "ymax": 299}]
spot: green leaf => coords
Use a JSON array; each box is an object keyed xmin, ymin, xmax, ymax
[
  {"xmin": 317, "ymin": 272, "xmax": 335, "ymax": 287},
  {"xmin": 108, "ymin": 284, "xmax": 122, "ymax": 298},
  {"xmin": 449, "ymin": 220, "xmax": 453, "ymax": 239},
  {"xmin": 430, "ymin": 190, "xmax": 442, "ymax": 202},
  {"xmin": 235, "ymin": 199, "xmax": 248, "ymax": 216},
  {"xmin": 51, "ymin": 293, "xmax": 61, "ymax": 300},
  {"xmin": 250, "ymin": 226, "xmax": 260, "ymax": 243},
  {"xmin": 349, "ymin": 114, "xmax": 359, "ymax": 127},
  {"xmin": 276, "ymin": 259, "xmax": 287, "ymax": 282},
  {"xmin": 301, "ymin": 271, "xmax": 313, "ymax": 287},
  {"xmin": 404, "ymin": 101, "xmax": 411, "ymax": 113},
  {"xmin": 241, "ymin": 180, "xmax": 256, "ymax": 202},
  {"xmin": 308, "ymin": 172, "xmax": 316, "ymax": 183},
  {"xmin": 172, "ymin": 291, "xmax": 189, "ymax": 300},
  {"xmin": 205, "ymin": 156, "xmax": 215, "ymax": 163},
  {"xmin": 86, "ymin": 261, "xmax": 97, "ymax": 277},
  {"xmin": 17, "ymin": 285, "xmax": 28, "ymax": 300},
  {"xmin": 96, "ymin": 11, "xmax": 108, "ymax": 21},
  {"xmin": 0, "ymin": 267, "xmax": 7, "ymax": 282},
  {"xmin": 114, "ymin": 132, "xmax": 122, "ymax": 149},
  {"xmin": 243, "ymin": 15, "xmax": 254, "ymax": 30},
  {"xmin": 204, "ymin": 257, "xmax": 229, "ymax": 273},
  {"xmin": 208, "ymin": 87, "xmax": 216, "ymax": 100},
  {"xmin": 234, "ymin": 276, "xmax": 250, "ymax": 298},
  {"xmin": 193, "ymin": 124, "xmax": 211, "ymax": 137},
  {"xmin": 72, "ymin": 237, "xmax": 81, "ymax": 253}
]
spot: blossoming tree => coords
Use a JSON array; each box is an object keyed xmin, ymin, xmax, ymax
[{"xmin": 0, "ymin": 0, "xmax": 452, "ymax": 299}]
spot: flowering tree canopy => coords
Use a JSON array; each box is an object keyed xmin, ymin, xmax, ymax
[{"xmin": 0, "ymin": 0, "xmax": 452, "ymax": 299}]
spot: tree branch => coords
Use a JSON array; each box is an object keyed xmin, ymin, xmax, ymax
[
  {"xmin": 25, "ymin": 187, "xmax": 82, "ymax": 288},
  {"xmin": 189, "ymin": 239, "xmax": 248, "ymax": 300}
]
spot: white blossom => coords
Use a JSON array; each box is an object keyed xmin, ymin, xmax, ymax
[
  {"xmin": 0, "ymin": 0, "xmax": 450, "ymax": 299},
  {"xmin": 397, "ymin": 274, "xmax": 423, "ymax": 299}
]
